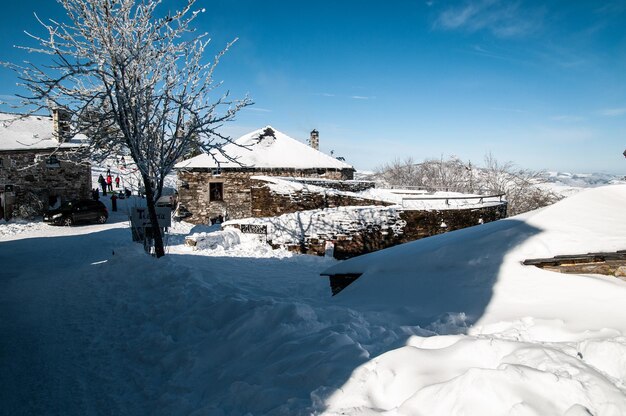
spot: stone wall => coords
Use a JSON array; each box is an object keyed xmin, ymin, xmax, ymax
[
  {"xmin": 396, "ymin": 203, "xmax": 507, "ymax": 243},
  {"xmin": 250, "ymin": 203, "xmax": 507, "ymax": 259},
  {"xmin": 177, "ymin": 167, "xmax": 355, "ymax": 224},
  {"xmin": 250, "ymin": 179, "xmax": 390, "ymax": 218},
  {"xmin": 0, "ymin": 149, "xmax": 91, "ymax": 218},
  {"xmin": 277, "ymin": 178, "xmax": 375, "ymax": 193}
]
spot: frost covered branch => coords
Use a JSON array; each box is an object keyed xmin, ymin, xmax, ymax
[{"xmin": 4, "ymin": 0, "xmax": 253, "ymax": 257}]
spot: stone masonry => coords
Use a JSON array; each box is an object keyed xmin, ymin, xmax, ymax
[
  {"xmin": 0, "ymin": 149, "xmax": 91, "ymax": 217},
  {"xmin": 177, "ymin": 167, "xmax": 355, "ymax": 224},
  {"xmin": 277, "ymin": 178, "xmax": 375, "ymax": 193},
  {"xmin": 228, "ymin": 203, "xmax": 507, "ymax": 260},
  {"xmin": 250, "ymin": 178, "xmax": 389, "ymax": 218}
]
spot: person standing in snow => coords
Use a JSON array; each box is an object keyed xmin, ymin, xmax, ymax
[
  {"xmin": 111, "ymin": 193, "xmax": 118, "ymax": 212},
  {"xmin": 106, "ymin": 174, "xmax": 113, "ymax": 192},
  {"xmin": 98, "ymin": 174, "xmax": 107, "ymax": 196},
  {"xmin": 115, "ymin": 176, "xmax": 120, "ymax": 188}
]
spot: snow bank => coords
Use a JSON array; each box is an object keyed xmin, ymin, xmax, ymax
[
  {"xmin": 0, "ymin": 218, "xmax": 49, "ymax": 238},
  {"xmin": 187, "ymin": 227, "xmax": 242, "ymax": 250},
  {"xmin": 321, "ymin": 185, "xmax": 626, "ymax": 415},
  {"xmin": 324, "ymin": 334, "xmax": 626, "ymax": 415}
]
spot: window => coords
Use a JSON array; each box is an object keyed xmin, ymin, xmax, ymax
[{"xmin": 209, "ymin": 182, "xmax": 223, "ymax": 202}]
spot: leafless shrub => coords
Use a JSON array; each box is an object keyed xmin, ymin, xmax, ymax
[{"xmin": 13, "ymin": 192, "xmax": 44, "ymax": 220}]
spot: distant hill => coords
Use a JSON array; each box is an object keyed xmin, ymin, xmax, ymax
[{"xmin": 538, "ymin": 171, "xmax": 626, "ymax": 197}]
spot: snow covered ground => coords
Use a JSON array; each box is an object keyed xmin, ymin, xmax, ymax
[
  {"xmin": 322, "ymin": 185, "xmax": 626, "ymax": 415},
  {"xmin": 1, "ymin": 186, "xmax": 626, "ymax": 415},
  {"xmin": 539, "ymin": 171, "xmax": 626, "ymax": 198}
]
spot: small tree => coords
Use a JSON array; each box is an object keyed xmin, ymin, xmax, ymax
[{"xmin": 4, "ymin": 0, "xmax": 252, "ymax": 257}]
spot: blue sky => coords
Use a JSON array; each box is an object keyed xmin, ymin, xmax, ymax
[{"xmin": 1, "ymin": 0, "xmax": 625, "ymax": 173}]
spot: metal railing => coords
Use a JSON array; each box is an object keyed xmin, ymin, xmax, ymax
[{"xmin": 401, "ymin": 193, "xmax": 505, "ymax": 208}]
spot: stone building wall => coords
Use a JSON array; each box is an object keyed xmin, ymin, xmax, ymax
[
  {"xmin": 249, "ymin": 179, "xmax": 390, "ymax": 218},
  {"xmin": 177, "ymin": 167, "xmax": 355, "ymax": 224},
  {"xmin": 0, "ymin": 149, "xmax": 91, "ymax": 218},
  {"xmin": 243, "ymin": 203, "xmax": 507, "ymax": 259}
]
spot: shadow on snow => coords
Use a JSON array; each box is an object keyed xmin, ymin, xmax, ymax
[{"xmin": 0, "ymin": 218, "xmax": 541, "ymax": 415}]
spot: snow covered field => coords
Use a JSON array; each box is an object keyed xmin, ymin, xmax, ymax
[
  {"xmin": 539, "ymin": 171, "xmax": 626, "ymax": 198},
  {"xmin": 1, "ymin": 186, "xmax": 626, "ymax": 415}
]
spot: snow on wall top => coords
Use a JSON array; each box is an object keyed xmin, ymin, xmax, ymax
[
  {"xmin": 251, "ymin": 175, "xmax": 344, "ymax": 195},
  {"xmin": 250, "ymin": 176, "xmax": 504, "ymax": 210},
  {"xmin": 0, "ymin": 113, "xmax": 86, "ymax": 151},
  {"xmin": 174, "ymin": 126, "xmax": 354, "ymax": 170}
]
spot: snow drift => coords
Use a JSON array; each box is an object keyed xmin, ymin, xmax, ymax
[
  {"xmin": 1, "ymin": 186, "xmax": 626, "ymax": 415},
  {"xmin": 322, "ymin": 185, "xmax": 626, "ymax": 415}
]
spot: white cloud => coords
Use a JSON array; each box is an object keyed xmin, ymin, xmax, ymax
[
  {"xmin": 351, "ymin": 96, "xmax": 374, "ymax": 100},
  {"xmin": 246, "ymin": 107, "xmax": 272, "ymax": 113},
  {"xmin": 598, "ymin": 107, "xmax": 626, "ymax": 117},
  {"xmin": 435, "ymin": 0, "xmax": 544, "ymax": 38}
]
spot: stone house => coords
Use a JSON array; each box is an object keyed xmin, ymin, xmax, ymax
[
  {"xmin": 0, "ymin": 110, "xmax": 91, "ymax": 219},
  {"xmin": 175, "ymin": 126, "xmax": 356, "ymax": 223}
]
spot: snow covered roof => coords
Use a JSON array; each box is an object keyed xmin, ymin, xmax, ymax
[
  {"xmin": 0, "ymin": 112, "xmax": 86, "ymax": 151},
  {"xmin": 174, "ymin": 126, "xmax": 354, "ymax": 170}
]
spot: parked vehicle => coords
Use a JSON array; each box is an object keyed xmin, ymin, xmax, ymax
[
  {"xmin": 156, "ymin": 192, "xmax": 177, "ymax": 208},
  {"xmin": 43, "ymin": 199, "xmax": 108, "ymax": 226}
]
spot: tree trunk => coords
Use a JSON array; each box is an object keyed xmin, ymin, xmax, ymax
[{"xmin": 142, "ymin": 174, "xmax": 166, "ymax": 258}]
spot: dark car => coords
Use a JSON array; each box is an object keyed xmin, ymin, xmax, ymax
[{"xmin": 43, "ymin": 199, "xmax": 108, "ymax": 226}]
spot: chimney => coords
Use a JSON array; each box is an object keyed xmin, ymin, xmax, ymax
[
  {"xmin": 52, "ymin": 107, "xmax": 71, "ymax": 143},
  {"xmin": 309, "ymin": 129, "xmax": 319, "ymax": 150}
]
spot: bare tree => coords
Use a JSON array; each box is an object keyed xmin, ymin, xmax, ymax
[
  {"xmin": 419, "ymin": 156, "xmax": 472, "ymax": 192},
  {"xmin": 377, "ymin": 153, "xmax": 561, "ymax": 216},
  {"xmin": 480, "ymin": 153, "xmax": 561, "ymax": 216},
  {"xmin": 4, "ymin": 0, "xmax": 252, "ymax": 257},
  {"xmin": 376, "ymin": 156, "xmax": 473, "ymax": 192},
  {"xmin": 377, "ymin": 157, "xmax": 418, "ymax": 188}
]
